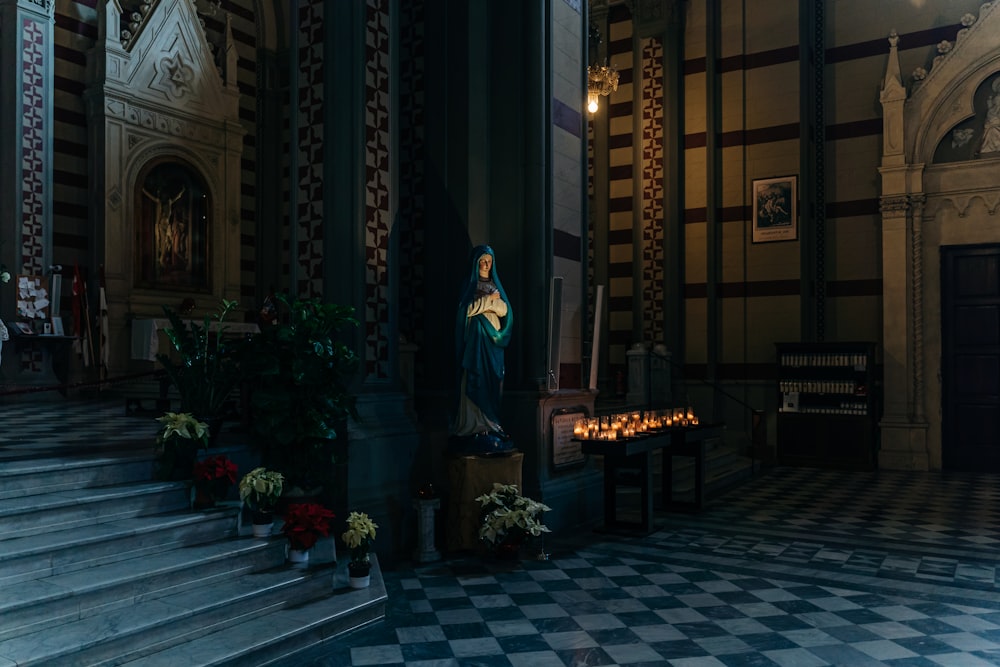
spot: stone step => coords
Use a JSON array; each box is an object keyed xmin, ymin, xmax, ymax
[
  {"xmin": 0, "ymin": 451, "xmax": 154, "ymax": 500},
  {"xmin": 0, "ymin": 534, "xmax": 285, "ymax": 642},
  {"xmin": 0, "ymin": 505, "xmax": 240, "ymax": 586},
  {"xmin": 118, "ymin": 557, "xmax": 388, "ymax": 667},
  {"xmin": 0, "ymin": 553, "xmax": 340, "ymax": 667},
  {"xmin": 0, "ymin": 431, "xmax": 385, "ymax": 666},
  {"xmin": 0, "ymin": 479, "xmax": 191, "ymax": 540}
]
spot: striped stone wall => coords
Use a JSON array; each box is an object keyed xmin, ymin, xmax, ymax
[
  {"xmin": 605, "ymin": 3, "xmax": 634, "ymax": 380},
  {"xmin": 584, "ymin": 0, "xmax": 979, "ymax": 400}
]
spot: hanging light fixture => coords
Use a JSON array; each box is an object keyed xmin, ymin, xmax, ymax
[{"xmin": 587, "ymin": 61, "xmax": 619, "ymax": 113}]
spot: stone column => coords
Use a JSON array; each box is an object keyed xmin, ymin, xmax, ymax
[
  {"xmin": 0, "ymin": 0, "xmax": 54, "ymax": 382},
  {"xmin": 0, "ymin": 0, "xmax": 55, "ymax": 314}
]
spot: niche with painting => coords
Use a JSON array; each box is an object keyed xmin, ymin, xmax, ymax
[{"xmin": 135, "ymin": 160, "xmax": 211, "ymax": 290}]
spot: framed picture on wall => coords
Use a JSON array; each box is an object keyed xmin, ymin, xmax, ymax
[{"xmin": 752, "ymin": 175, "xmax": 798, "ymax": 243}]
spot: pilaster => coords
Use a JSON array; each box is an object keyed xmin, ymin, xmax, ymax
[
  {"xmin": 0, "ymin": 0, "xmax": 55, "ymax": 313},
  {"xmin": 877, "ymin": 193, "xmax": 929, "ymax": 470}
]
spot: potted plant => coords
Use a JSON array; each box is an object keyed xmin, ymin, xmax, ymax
[
  {"xmin": 239, "ymin": 467, "xmax": 285, "ymax": 537},
  {"xmin": 475, "ymin": 483, "xmax": 551, "ymax": 560},
  {"xmin": 341, "ymin": 511, "xmax": 378, "ymax": 588},
  {"xmin": 281, "ymin": 502, "xmax": 335, "ymax": 566},
  {"xmin": 192, "ymin": 454, "xmax": 238, "ymax": 509},
  {"xmin": 154, "ymin": 411, "xmax": 210, "ymax": 480},
  {"xmin": 239, "ymin": 295, "xmax": 359, "ymax": 505},
  {"xmin": 156, "ymin": 298, "xmax": 241, "ymax": 434}
]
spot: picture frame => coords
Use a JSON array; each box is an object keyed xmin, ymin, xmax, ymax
[
  {"xmin": 752, "ymin": 175, "xmax": 798, "ymax": 243},
  {"xmin": 51, "ymin": 316, "xmax": 65, "ymax": 336}
]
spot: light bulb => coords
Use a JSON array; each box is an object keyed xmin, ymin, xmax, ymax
[{"xmin": 587, "ymin": 95, "xmax": 599, "ymax": 113}]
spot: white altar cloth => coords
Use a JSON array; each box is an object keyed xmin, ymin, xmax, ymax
[{"xmin": 131, "ymin": 318, "xmax": 260, "ymax": 361}]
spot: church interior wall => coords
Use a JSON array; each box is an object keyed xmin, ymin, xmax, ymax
[
  {"xmin": 10, "ymin": 0, "xmax": 999, "ymax": 565},
  {"xmin": 50, "ymin": 0, "xmax": 263, "ymax": 314}
]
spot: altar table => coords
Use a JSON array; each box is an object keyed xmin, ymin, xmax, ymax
[{"xmin": 579, "ymin": 423, "xmax": 725, "ymax": 534}]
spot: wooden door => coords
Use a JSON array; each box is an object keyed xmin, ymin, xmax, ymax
[{"xmin": 941, "ymin": 245, "xmax": 1000, "ymax": 471}]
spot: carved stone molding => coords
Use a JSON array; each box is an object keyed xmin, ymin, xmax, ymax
[
  {"xmin": 925, "ymin": 192, "xmax": 1000, "ymax": 218},
  {"xmin": 633, "ymin": 0, "xmax": 682, "ymax": 36},
  {"xmin": 879, "ymin": 194, "xmax": 910, "ymax": 214},
  {"xmin": 19, "ymin": 0, "xmax": 53, "ymax": 15},
  {"xmin": 106, "ymin": 98, "xmax": 224, "ymax": 146}
]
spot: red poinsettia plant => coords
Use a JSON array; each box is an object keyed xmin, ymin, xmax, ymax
[
  {"xmin": 281, "ymin": 502, "xmax": 335, "ymax": 551},
  {"xmin": 193, "ymin": 455, "xmax": 238, "ymax": 485},
  {"xmin": 190, "ymin": 455, "xmax": 238, "ymax": 509}
]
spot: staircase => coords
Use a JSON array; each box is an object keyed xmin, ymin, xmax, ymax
[{"xmin": 0, "ymin": 445, "xmax": 386, "ymax": 666}]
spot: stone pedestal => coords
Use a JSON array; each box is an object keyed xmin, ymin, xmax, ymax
[
  {"xmin": 412, "ymin": 497, "xmax": 441, "ymax": 563},
  {"xmin": 445, "ymin": 451, "xmax": 523, "ymax": 552}
]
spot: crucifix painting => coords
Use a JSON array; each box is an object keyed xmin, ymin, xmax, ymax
[{"xmin": 135, "ymin": 160, "xmax": 210, "ymax": 290}]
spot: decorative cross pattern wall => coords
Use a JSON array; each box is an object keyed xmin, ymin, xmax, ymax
[
  {"xmin": 20, "ymin": 17, "xmax": 46, "ymax": 278},
  {"xmin": 397, "ymin": 0, "xmax": 426, "ymax": 362},
  {"xmin": 364, "ymin": 0, "xmax": 391, "ymax": 381},
  {"xmin": 20, "ymin": 16, "xmax": 47, "ymax": 373},
  {"xmin": 297, "ymin": 0, "xmax": 325, "ymax": 299},
  {"xmin": 641, "ymin": 37, "xmax": 665, "ymax": 345}
]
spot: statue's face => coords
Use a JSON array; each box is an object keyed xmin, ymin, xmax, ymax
[{"xmin": 478, "ymin": 254, "xmax": 493, "ymax": 278}]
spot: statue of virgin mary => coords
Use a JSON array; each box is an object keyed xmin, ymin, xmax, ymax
[{"xmin": 449, "ymin": 245, "xmax": 515, "ymax": 455}]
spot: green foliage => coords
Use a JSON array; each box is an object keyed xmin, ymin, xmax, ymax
[
  {"xmin": 156, "ymin": 299, "xmax": 241, "ymax": 419},
  {"xmin": 240, "ymin": 295, "xmax": 360, "ymax": 489}
]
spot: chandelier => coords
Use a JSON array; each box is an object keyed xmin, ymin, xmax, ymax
[{"xmin": 587, "ymin": 62, "xmax": 619, "ymax": 113}]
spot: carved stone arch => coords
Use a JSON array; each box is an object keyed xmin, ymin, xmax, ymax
[
  {"xmin": 878, "ymin": 1, "xmax": 1000, "ymax": 471},
  {"xmin": 124, "ymin": 144, "xmax": 221, "ymax": 218},
  {"xmin": 900, "ymin": 3, "xmax": 1000, "ymax": 162},
  {"xmin": 914, "ymin": 61, "xmax": 1000, "ymax": 164},
  {"xmin": 253, "ymin": 0, "xmax": 285, "ymax": 52}
]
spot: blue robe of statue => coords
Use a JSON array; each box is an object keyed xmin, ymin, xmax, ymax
[{"xmin": 451, "ymin": 245, "xmax": 514, "ymax": 444}]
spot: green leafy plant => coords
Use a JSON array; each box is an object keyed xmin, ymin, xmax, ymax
[
  {"xmin": 341, "ymin": 511, "xmax": 378, "ymax": 569},
  {"xmin": 239, "ymin": 294, "xmax": 359, "ymax": 493},
  {"xmin": 475, "ymin": 483, "xmax": 551, "ymax": 550},
  {"xmin": 156, "ymin": 298, "xmax": 241, "ymax": 420}
]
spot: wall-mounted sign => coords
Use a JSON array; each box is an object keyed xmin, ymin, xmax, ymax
[{"xmin": 551, "ymin": 407, "xmax": 589, "ymax": 471}]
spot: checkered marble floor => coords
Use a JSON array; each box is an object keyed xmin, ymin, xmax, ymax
[
  {"xmin": 296, "ymin": 467, "xmax": 1000, "ymax": 667},
  {"xmin": 0, "ymin": 393, "xmax": 156, "ymax": 459}
]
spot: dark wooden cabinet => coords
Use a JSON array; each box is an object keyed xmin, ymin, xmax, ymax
[{"xmin": 775, "ymin": 342, "xmax": 878, "ymax": 470}]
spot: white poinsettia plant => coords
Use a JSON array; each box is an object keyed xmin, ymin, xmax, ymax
[
  {"xmin": 239, "ymin": 467, "xmax": 285, "ymax": 512},
  {"xmin": 155, "ymin": 411, "xmax": 210, "ymax": 449},
  {"xmin": 475, "ymin": 483, "xmax": 551, "ymax": 550},
  {"xmin": 342, "ymin": 511, "xmax": 378, "ymax": 567}
]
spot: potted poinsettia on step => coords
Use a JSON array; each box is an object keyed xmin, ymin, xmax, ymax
[
  {"xmin": 281, "ymin": 502, "xmax": 335, "ymax": 567},
  {"xmin": 191, "ymin": 454, "xmax": 238, "ymax": 510},
  {"xmin": 239, "ymin": 467, "xmax": 285, "ymax": 537},
  {"xmin": 154, "ymin": 411, "xmax": 210, "ymax": 481},
  {"xmin": 341, "ymin": 511, "xmax": 378, "ymax": 588}
]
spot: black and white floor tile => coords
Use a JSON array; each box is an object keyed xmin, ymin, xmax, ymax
[{"xmin": 297, "ymin": 467, "xmax": 1000, "ymax": 667}]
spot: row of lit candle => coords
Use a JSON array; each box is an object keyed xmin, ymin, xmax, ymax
[{"xmin": 572, "ymin": 408, "xmax": 699, "ymax": 440}]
